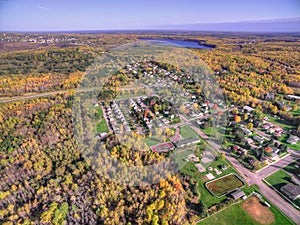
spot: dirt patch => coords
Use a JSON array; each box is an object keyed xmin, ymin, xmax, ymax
[
  {"xmin": 201, "ymin": 176, "xmax": 208, "ymax": 182},
  {"xmin": 241, "ymin": 196, "xmax": 275, "ymax": 224}
]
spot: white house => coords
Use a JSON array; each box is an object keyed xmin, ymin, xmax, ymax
[{"xmin": 287, "ymin": 135, "xmax": 299, "ymax": 145}]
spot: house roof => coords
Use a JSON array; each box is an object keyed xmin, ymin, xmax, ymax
[
  {"xmin": 231, "ymin": 190, "xmax": 245, "ymax": 199},
  {"xmin": 281, "ymin": 183, "xmax": 300, "ymax": 200},
  {"xmin": 243, "ymin": 106, "xmax": 254, "ymax": 112},
  {"xmin": 174, "ymin": 137, "xmax": 200, "ymax": 147}
]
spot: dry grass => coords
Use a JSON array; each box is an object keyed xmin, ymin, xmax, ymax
[{"xmin": 241, "ymin": 196, "xmax": 275, "ymax": 225}]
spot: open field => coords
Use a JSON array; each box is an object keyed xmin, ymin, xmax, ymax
[
  {"xmin": 143, "ymin": 136, "xmax": 161, "ymax": 146},
  {"xmin": 198, "ymin": 196, "xmax": 295, "ymax": 225},
  {"xmin": 180, "ymin": 125, "xmax": 199, "ymax": 139},
  {"xmin": 264, "ymin": 114, "xmax": 296, "ymax": 130},
  {"xmin": 95, "ymin": 107, "xmax": 109, "ymax": 133},
  {"xmin": 265, "ymin": 170, "xmax": 291, "ymax": 190},
  {"xmin": 205, "ymin": 174, "xmax": 244, "ymax": 196},
  {"xmin": 242, "ymin": 196, "xmax": 275, "ymax": 224}
]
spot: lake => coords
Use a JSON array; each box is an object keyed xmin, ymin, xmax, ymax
[{"xmin": 139, "ymin": 38, "xmax": 214, "ymax": 49}]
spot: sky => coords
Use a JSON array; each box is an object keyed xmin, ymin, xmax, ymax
[{"xmin": 0, "ymin": 0, "xmax": 299, "ymax": 31}]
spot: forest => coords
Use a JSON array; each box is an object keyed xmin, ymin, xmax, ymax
[{"xmin": 0, "ymin": 32, "xmax": 299, "ymax": 224}]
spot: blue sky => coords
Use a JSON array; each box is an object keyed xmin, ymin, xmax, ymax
[{"xmin": 0, "ymin": 0, "xmax": 299, "ymax": 31}]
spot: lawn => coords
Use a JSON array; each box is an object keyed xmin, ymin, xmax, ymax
[
  {"xmin": 198, "ymin": 201, "xmax": 264, "ymax": 225},
  {"xmin": 265, "ymin": 168, "xmax": 300, "ymax": 208},
  {"xmin": 197, "ymin": 196, "xmax": 295, "ymax": 225},
  {"xmin": 265, "ymin": 170, "xmax": 291, "ymax": 191},
  {"xmin": 180, "ymin": 125, "xmax": 199, "ymax": 139},
  {"xmin": 96, "ymin": 119, "xmax": 109, "ymax": 133},
  {"xmin": 95, "ymin": 107, "xmax": 109, "ymax": 133},
  {"xmin": 205, "ymin": 174, "xmax": 244, "ymax": 196},
  {"xmin": 115, "ymin": 93, "xmax": 145, "ymax": 100},
  {"xmin": 264, "ymin": 114, "xmax": 296, "ymax": 130},
  {"xmin": 180, "ymin": 160, "xmax": 227, "ymax": 207},
  {"xmin": 200, "ymin": 127, "xmax": 219, "ymax": 136},
  {"xmin": 143, "ymin": 137, "xmax": 161, "ymax": 146}
]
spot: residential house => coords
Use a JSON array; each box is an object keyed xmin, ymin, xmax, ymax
[
  {"xmin": 174, "ymin": 137, "xmax": 200, "ymax": 148},
  {"xmin": 286, "ymin": 95, "xmax": 300, "ymax": 101},
  {"xmin": 253, "ymin": 135, "xmax": 265, "ymax": 144},
  {"xmin": 281, "ymin": 183, "xmax": 300, "ymax": 200},
  {"xmin": 287, "ymin": 135, "xmax": 299, "ymax": 145},
  {"xmin": 243, "ymin": 106, "xmax": 254, "ymax": 113},
  {"xmin": 195, "ymin": 163, "xmax": 206, "ymax": 173},
  {"xmin": 241, "ymin": 127, "xmax": 252, "ymax": 136},
  {"xmin": 276, "ymin": 102, "xmax": 292, "ymax": 111}
]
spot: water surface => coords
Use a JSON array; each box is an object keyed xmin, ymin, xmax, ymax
[{"xmin": 139, "ymin": 38, "xmax": 213, "ymax": 49}]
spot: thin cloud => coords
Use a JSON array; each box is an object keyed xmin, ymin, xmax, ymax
[{"xmin": 37, "ymin": 5, "xmax": 48, "ymax": 10}]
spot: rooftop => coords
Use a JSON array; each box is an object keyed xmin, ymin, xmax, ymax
[
  {"xmin": 281, "ymin": 183, "xmax": 300, "ymax": 200},
  {"xmin": 231, "ymin": 189, "xmax": 245, "ymax": 199}
]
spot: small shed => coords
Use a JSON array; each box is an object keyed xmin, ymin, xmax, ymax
[{"xmin": 231, "ymin": 190, "xmax": 245, "ymax": 200}]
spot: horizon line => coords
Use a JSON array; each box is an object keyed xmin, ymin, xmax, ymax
[{"xmin": 1, "ymin": 17, "xmax": 300, "ymax": 33}]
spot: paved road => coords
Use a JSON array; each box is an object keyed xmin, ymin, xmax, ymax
[
  {"xmin": 0, "ymin": 86, "xmax": 149, "ymax": 103},
  {"xmin": 257, "ymin": 151, "xmax": 299, "ymax": 178},
  {"xmin": 0, "ymin": 90, "xmax": 70, "ymax": 103},
  {"xmin": 256, "ymin": 178, "xmax": 300, "ymax": 224},
  {"xmin": 214, "ymin": 145, "xmax": 300, "ymax": 224},
  {"xmin": 0, "ymin": 87, "xmax": 101, "ymax": 103}
]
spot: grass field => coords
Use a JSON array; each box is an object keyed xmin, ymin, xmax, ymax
[
  {"xmin": 265, "ymin": 169, "xmax": 300, "ymax": 208},
  {"xmin": 198, "ymin": 201, "xmax": 263, "ymax": 225},
  {"xmin": 95, "ymin": 107, "xmax": 109, "ymax": 133},
  {"xmin": 96, "ymin": 120, "xmax": 109, "ymax": 133},
  {"xmin": 143, "ymin": 137, "xmax": 161, "ymax": 146},
  {"xmin": 264, "ymin": 114, "xmax": 296, "ymax": 130},
  {"xmin": 265, "ymin": 170, "xmax": 291, "ymax": 190},
  {"xmin": 180, "ymin": 125, "xmax": 199, "ymax": 139},
  {"xmin": 205, "ymin": 174, "xmax": 244, "ymax": 196},
  {"xmin": 198, "ymin": 196, "xmax": 295, "ymax": 225}
]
